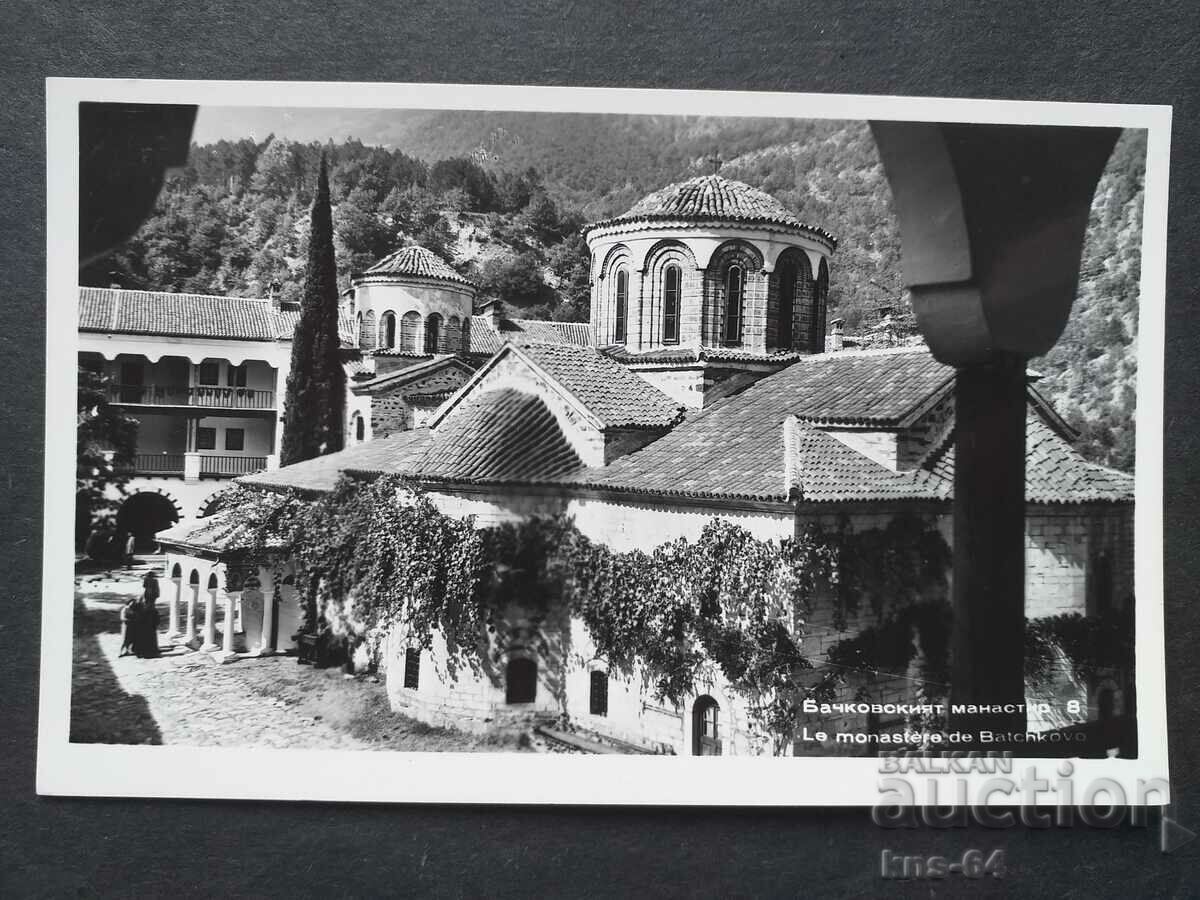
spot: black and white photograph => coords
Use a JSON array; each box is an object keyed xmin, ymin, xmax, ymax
[{"xmin": 41, "ymin": 80, "xmax": 1170, "ymax": 805}]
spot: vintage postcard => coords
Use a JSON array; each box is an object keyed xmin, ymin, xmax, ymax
[{"xmin": 41, "ymin": 79, "xmax": 1171, "ymax": 806}]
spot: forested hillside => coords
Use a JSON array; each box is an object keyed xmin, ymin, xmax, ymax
[{"xmin": 83, "ymin": 114, "xmax": 1144, "ymax": 470}]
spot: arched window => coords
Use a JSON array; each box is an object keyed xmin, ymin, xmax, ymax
[
  {"xmin": 188, "ymin": 569, "xmax": 199, "ymax": 586},
  {"xmin": 403, "ymin": 647, "xmax": 421, "ymax": 689},
  {"xmin": 589, "ymin": 669, "xmax": 609, "ymax": 716},
  {"xmin": 379, "ymin": 311, "xmax": 397, "ymax": 349},
  {"xmin": 810, "ymin": 259, "xmax": 829, "ymax": 353},
  {"xmin": 171, "ymin": 563, "xmax": 182, "ymax": 579},
  {"xmin": 353, "ymin": 413, "xmax": 365, "ymax": 443},
  {"xmin": 614, "ymin": 269, "xmax": 628, "ymax": 344},
  {"xmin": 424, "ymin": 313, "xmax": 443, "ymax": 354},
  {"xmin": 355, "ymin": 312, "xmax": 363, "ymax": 346},
  {"xmin": 692, "ymin": 695, "xmax": 721, "ymax": 756},
  {"xmin": 505, "ymin": 657, "xmax": 537, "ymax": 704},
  {"xmin": 400, "ymin": 311, "xmax": 421, "ymax": 352},
  {"xmin": 776, "ymin": 263, "xmax": 796, "ymax": 350},
  {"xmin": 723, "ymin": 265, "xmax": 744, "ymax": 345},
  {"xmin": 662, "ymin": 265, "xmax": 681, "ymax": 344},
  {"xmin": 207, "ymin": 573, "xmax": 218, "ymax": 591}
]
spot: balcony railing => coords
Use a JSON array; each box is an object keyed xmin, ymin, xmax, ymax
[
  {"xmin": 200, "ymin": 455, "xmax": 268, "ymax": 477},
  {"xmin": 132, "ymin": 452, "xmax": 186, "ymax": 475},
  {"xmin": 110, "ymin": 384, "xmax": 276, "ymax": 410}
]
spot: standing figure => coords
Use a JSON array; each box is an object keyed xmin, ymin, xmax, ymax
[
  {"xmin": 123, "ymin": 532, "xmax": 136, "ymax": 570},
  {"xmin": 118, "ymin": 596, "xmax": 138, "ymax": 657},
  {"xmin": 134, "ymin": 571, "xmax": 161, "ymax": 658}
]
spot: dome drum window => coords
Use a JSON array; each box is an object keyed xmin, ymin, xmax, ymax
[
  {"xmin": 722, "ymin": 265, "xmax": 744, "ymax": 346},
  {"xmin": 662, "ymin": 265, "xmax": 681, "ymax": 344},
  {"xmin": 614, "ymin": 269, "xmax": 628, "ymax": 345}
]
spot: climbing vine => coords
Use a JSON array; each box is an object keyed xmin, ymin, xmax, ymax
[{"xmin": 211, "ymin": 475, "xmax": 956, "ymax": 744}]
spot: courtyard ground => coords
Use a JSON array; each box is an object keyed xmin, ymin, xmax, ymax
[{"xmin": 69, "ymin": 560, "xmax": 530, "ymax": 751}]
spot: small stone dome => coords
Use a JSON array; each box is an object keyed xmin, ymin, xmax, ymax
[
  {"xmin": 358, "ymin": 245, "xmax": 475, "ymax": 288},
  {"xmin": 589, "ymin": 174, "xmax": 836, "ymax": 245}
]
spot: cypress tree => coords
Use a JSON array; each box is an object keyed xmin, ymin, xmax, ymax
[{"xmin": 280, "ymin": 155, "xmax": 345, "ymax": 465}]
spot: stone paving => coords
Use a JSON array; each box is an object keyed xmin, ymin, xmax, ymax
[{"xmin": 70, "ymin": 564, "xmax": 522, "ymax": 752}]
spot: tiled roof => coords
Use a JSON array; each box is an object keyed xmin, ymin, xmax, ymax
[
  {"xmin": 357, "ymin": 245, "xmax": 475, "ymax": 288},
  {"xmin": 510, "ymin": 343, "xmax": 684, "ymax": 429},
  {"xmin": 586, "ymin": 174, "xmax": 837, "ymax": 245},
  {"xmin": 79, "ymin": 287, "xmax": 358, "ymax": 346},
  {"xmin": 463, "ymin": 316, "xmax": 594, "ymax": 355},
  {"xmin": 405, "ymin": 388, "xmax": 584, "ymax": 484},
  {"xmin": 237, "ymin": 431, "xmax": 433, "ymax": 494},
  {"xmin": 156, "ymin": 509, "xmax": 261, "ymax": 555},
  {"xmin": 352, "ymin": 355, "xmax": 476, "ymax": 394},
  {"xmin": 80, "ymin": 287, "xmax": 279, "ymax": 341},
  {"xmin": 768, "ymin": 347, "xmax": 954, "ymax": 426},
  {"xmin": 927, "ymin": 414, "xmax": 1133, "ymax": 505}
]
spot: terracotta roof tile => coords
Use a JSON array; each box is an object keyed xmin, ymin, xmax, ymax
[
  {"xmin": 408, "ymin": 388, "xmax": 583, "ymax": 483},
  {"xmin": 513, "ymin": 343, "xmax": 683, "ymax": 429},
  {"xmin": 357, "ymin": 245, "xmax": 475, "ymax": 287},
  {"xmin": 463, "ymin": 316, "xmax": 594, "ymax": 355},
  {"xmin": 80, "ymin": 287, "xmax": 358, "ymax": 346},
  {"xmin": 586, "ymin": 174, "xmax": 836, "ymax": 245},
  {"xmin": 237, "ymin": 431, "xmax": 433, "ymax": 494},
  {"xmin": 927, "ymin": 414, "xmax": 1133, "ymax": 505}
]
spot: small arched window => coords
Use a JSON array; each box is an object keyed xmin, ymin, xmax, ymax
[
  {"xmin": 692, "ymin": 695, "xmax": 721, "ymax": 756},
  {"xmin": 589, "ymin": 670, "xmax": 609, "ymax": 716},
  {"xmin": 355, "ymin": 312, "xmax": 363, "ymax": 345},
  {"xmin": 353, "ymin": 413, "xmax": 365, "ymax": 443},
  {"xmin": 663, "ymin": 265, "xmax": 681, "ymax": 344},
  {"xmin": 400, "ymin": 311, "xmax": 421, "ymax": 352},
  {"xmin": 776, "ymin": 263, "xmax": 796, "ymax": 350},
  {"xmin": 171, "ymin": 563, "xmax": 182, "ymax": 579},
  {"xmin": 506, "ymin": 657, "xmax": 537, "ymax": 704},
  {"xmin": 188, "ymin": 569, "xmax": 199, "ymax": 586},
  {"xmin": 207, "ymin": 573, "xmax": 218, "ymax": 591},
  {"xmin": 379, "ymin": 311, "xmax": 397, "ymax": 349},
  {"xmin": 723, "ymin": 265, "xmax": 744, "ymax": 345},
  {"xmin": 614, "ymin": 269, "xmax": 628, "ymax": 344},
  {"xmin": 403, "ymin": 647, "xmax": 421, "ymax": 690},
  {"xmin": 424, "ymin": 313, "xmax": 443, "ymax": 354}
]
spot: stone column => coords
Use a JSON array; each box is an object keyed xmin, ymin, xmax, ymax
[
  {"xmin": 258, "ymin": 589, "xmax": 276, "ymax": 657},
  {"xmin": 219, "ymin": 591, "xmax": 240, "ymax": 663},
  {"xmin": 185, "ymin": 581, "xmax": 200, "ymax": 648},
  {"xmin": 200, "ymin": 586, "xmax": 219, "ymax": 651},
  {"xmin": 165, "ymin": 575, "xmax": 182, "ymax": 642}
]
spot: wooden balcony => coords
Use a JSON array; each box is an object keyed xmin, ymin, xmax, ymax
[
  {"xmin": 131, "ymin": 452, "xmax": 186, "ymax": 475},
  {"xmin": 110, "ymin": 384, "xmax": 276, "ymax": 410},
  {"xmin": 117, "ymin": 453, "xmax": 268, "ymax": 478},
  {"xmin": 199, "ymin": 455, "xmax": 268, "ymax": 477}
]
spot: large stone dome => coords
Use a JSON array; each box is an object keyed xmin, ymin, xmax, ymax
[{"xmin": 588, "ymin": 174, "xmax": 836, "ymax": 245}]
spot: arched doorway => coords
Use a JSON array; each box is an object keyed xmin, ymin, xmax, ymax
[
  {"xmin": 692, "ymin": 695, "xmax": 722, "ymax": 756},
  {"xmin": 116, "ymin": 492, "xmax": 180, "ymax": 551}
]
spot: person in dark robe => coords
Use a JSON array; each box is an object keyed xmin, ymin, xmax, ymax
[{"xmin": 134, "ymin": 572, "xmax": 161, "ymax": 658}]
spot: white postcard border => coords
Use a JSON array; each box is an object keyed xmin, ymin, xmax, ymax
[{"xmin": 41, "ymin": 78, "xmax": 1173, "ymax": 806}]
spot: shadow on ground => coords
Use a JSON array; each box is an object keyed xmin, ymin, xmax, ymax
[{"xmin": 70, "ymin": 596, "xmax": 162, "ymax": 745}]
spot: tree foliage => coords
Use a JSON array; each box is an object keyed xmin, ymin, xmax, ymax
[
  {"xmin": 280, "ymin": 156, "xmax": 346, "ymax": 465},
  {"xmin": 76, "ymin": 365, "xmax": 139, "ymax": 543}
]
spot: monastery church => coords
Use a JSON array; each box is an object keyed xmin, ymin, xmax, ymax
[{"xmin": 95, "ymin": 173, "xmax": 1134, "ymax": 756}]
